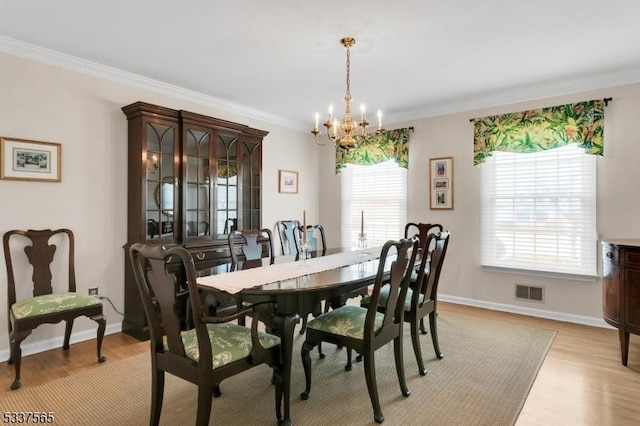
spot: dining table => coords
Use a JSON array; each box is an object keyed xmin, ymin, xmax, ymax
[{"xmin": 195, "ymin": 246, "xmax": 391, "ymax": 426}]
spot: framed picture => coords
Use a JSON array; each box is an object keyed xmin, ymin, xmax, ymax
[
  {"xmin": 278, "ymin": 169, "xmax": 298, "ymax": 194},
  {"xmin": 429, "ymin": 156, "xmax": 453, "ymax": 209},
  {"xmin": 0, "ymin": 137, "xmax": 61, "ymax": 182}
]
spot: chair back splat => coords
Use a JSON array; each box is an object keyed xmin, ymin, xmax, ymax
[
  {"xmin": 3, "ymin": 228, "xmax": 106, "ymax": 390},
  {"xmin": 129, "ymin": 243, "xmax": 284, "ymax": 426},
  {"xmin": 276, "ymin": 220, "xmax": 300, "ymax": 255}
]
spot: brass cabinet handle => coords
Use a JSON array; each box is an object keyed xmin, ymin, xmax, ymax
[
  {"xmin": 195, "ymin": 252, "xmax": 205, "ymax": 260},
  {"xmin": 606, "ymin": 252, "xmax": 614, "ymax": 259}
]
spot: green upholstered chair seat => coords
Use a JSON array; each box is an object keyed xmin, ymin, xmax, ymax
[
  {"xmin": 176, "ymin": 323, "xmax": 280, "ymax": 369},
  {"xmin": 11, "ymin": 292, "xmax": 102, "ymax": 320},
  {"xmin": 363, "ymin": 287, "xmax": 425, "ymax": 312},
  {"xmin": 306, "ymin": 305, "xmax": 384, "ymax": 339}
]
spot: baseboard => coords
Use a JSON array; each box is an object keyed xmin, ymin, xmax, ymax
[
  {"xmin": 440, "ymin": 294, "xmax": 611, "ymax": 329},
  {"xmin": 0, "ymin": 322, "xmax": 122, "ymax": 362}
]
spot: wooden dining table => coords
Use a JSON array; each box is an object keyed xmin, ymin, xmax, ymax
[{"xmin": 195, "ymin": 247, "xmax": 390, "ymax": 426}]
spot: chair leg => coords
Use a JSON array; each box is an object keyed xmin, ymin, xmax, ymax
[
  {"xmin": 8, "ymin": 330, "xmax": 31, "ymax": 390},
  {"xmin": 195, "ymin": 381, "xmax": 213, "ymax": 426},
  {"xmin": 363, "ymin": 352, "xmax": 384, "ymax": 424},
  {"xmin": 429, "ymin": 312, "xmax": 444, "ymax": 359},
  {"xmin": 394, "ymin": 336, "xmax": 410, "ymax": 397},
  {"xmin": 345, "ymin": 347, "xmax": 353, "ymax": 371},
  {"xmin": 299, "ymin": 315, "xmax": 307, "ymax": 334},
  {"xmin": 92, "ymin": 314, "xmax": 107, "ymax": 363},
  {"xmin": 273, "ymin": 366, "xmax": 284, "ymax": 424},
  {"xmin": 63, "ymin": 319, "xmax": 74, "ymax": 350},
  {"xmin": 213, "ymin": 384, "xmax": 221, "ymax": 397},
  {"xmin": 419, "ymin": 317, "xmax": 427, "ymax": 335},
  {"xmin": 150, "ymin": 369, "xmax": 164, "ymax": 426},
  {"xmin": 300, "ymin": 341, "xmax": 314, "ymax": 400},
  {"xmin": 410, "ymin": 317, "xmax": 427, "ymax": 376}
]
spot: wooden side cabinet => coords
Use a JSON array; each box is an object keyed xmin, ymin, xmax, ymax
[{"xmin": 601, "ymin": 239, "xmax": 640, "ymax": 366}]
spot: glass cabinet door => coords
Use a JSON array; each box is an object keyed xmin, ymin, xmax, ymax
[
  {"xmin": 184, "ymin": 128, "xmax": 212, "ymax": 239},
  {"xmin": 145, "ymin": 122, "xmax": 176, "ymax": 241},
  {"xmin": 241, "ymin": 139, "xmax": 261, "ymax": 230},
  {"xmin": 216, "ymin": 134, "xmax": 239, "ymax": 237}
]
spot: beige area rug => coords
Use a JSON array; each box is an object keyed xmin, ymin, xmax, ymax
[{"xmin": 0, "ymin": 312, "xmax": 555, "ymax": 426}]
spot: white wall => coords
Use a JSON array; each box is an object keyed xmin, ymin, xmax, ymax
[
  {"xmin": 320, "ymin": 83, "xmax": 640, "ymax": 325},
  {"xmin": 0, "ymin": 53, "xmax": 316, "ymax": 357}
]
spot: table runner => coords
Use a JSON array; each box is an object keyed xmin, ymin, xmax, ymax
[{"xmin": 196, "ymin": 247, "xmax": 381, "ymax": 294}]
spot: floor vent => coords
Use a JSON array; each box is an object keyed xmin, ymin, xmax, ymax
[{"xmin": 515, "ymin": 284, "xmax": 544, "ymax": 303}]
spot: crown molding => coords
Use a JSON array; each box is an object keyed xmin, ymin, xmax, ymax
[
  {"xmin": 0, "ymin": 34, "xmax": 303, "ymax": 130},
  {"xmin": 388, "ymin": 64, "xmax": 640, "ymax": 123},
  {"xmin": 3, "ymin": 34, "xmax": 640, "ymax": 130}
]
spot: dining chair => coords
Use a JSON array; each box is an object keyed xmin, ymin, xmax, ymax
[
  {"xmin": 228, "ymin": 228, "xmax": 276, "ymax": 268},
  {"xmin": 300, "ymin": 237, "xmax": 419, "ymax": 424},
  {"xmin": 2, "ymin": 228, "xmax": 106, "ymax": 390},
  {"xmin": 129, "ymin": 243, "xmax": 284, "ymax": 426},
  {"xmin": 362, "ymin": 230, "xmax": 451, "ymax": 376},
  {"xmin": 294, "ymin": 223, "xmax": 327, "ymax": 256},
  {"xmin": 226, "ymin": 228, "xmax": 276, "ymax": 328},
  {"xmin": 276, "ymin": 219, "xmax": 301, "ymax": 256}
]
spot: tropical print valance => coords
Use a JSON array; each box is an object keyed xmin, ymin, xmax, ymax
[
  {"xmin": 335, "ymin": 127, "xmax": 411, "ymax": 174},
  {"xmin": 472, "ymin": 100, "xmax": 605, "ymax": 165}
]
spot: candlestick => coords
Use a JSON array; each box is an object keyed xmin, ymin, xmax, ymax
[
  {"xmin": 377, "ymin": 110, "xmax": 382, "ymax": 130},
  {"xmin": 360, "ymin": 210, "xmax": 364, "ymax": 235}
]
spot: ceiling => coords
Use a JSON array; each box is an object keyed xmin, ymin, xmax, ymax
[{"xmin": 1, "ymin": 0, "xmax": 640, "ymax": 131}]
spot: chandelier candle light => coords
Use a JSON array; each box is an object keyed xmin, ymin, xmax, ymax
[{"xmin": 311, "ymin": 37, "xmax": 384, "ymax": 150}]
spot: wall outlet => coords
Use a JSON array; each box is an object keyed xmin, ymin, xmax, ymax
[{"xmin": 88, "ymin": 287, "xmax": 99, "ymax": 296}]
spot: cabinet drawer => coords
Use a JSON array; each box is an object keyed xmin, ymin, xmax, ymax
[
  {"xmin": 624, "ymin": 250, "xmax": 640, "ymax": 267},
  {"xmin": 188, "ymin": 246, "xmax": 231, "ymax": 265}
]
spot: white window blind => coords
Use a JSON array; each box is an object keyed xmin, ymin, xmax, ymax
[
  {"xmin": 341, "ymin": 160, "xmax": 407, "ymax": 249},
  {"xmin": 480, "ymin": 144, "xmax": 597, "ymax": 277}
]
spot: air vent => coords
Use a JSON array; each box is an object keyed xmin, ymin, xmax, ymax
[{"xmin": 515, "ymin": 284, "xmax": 544, "ymax": 303}]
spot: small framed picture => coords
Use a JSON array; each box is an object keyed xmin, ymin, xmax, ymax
[
  {"xmin": 0, "ymin": 137, "xmax": 61, "ymax": 182},
  {"xmin": 429, "ymin": 157, "xmax": 453, "ymax": 209},
  {"xmin": 278, "ymin": 169, "xmax": 298, "ymax": 194}
]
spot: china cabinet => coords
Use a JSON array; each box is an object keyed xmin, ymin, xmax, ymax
[{"xmin": 122, "ymin": 101, "xmax": 268, "ymax": 339}]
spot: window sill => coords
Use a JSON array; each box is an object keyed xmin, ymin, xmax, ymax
[{"xmin": 481, "ymin": 265, "xmax": 598, "ymax": 282}]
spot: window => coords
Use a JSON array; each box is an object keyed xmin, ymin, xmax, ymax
[
  {"xmin": 341, "ymin": 160, "xmax": 407, "ymax": 248},
  {"xmin": 480, "ymin": 144, "xmax": 597, "ymax": 277}
]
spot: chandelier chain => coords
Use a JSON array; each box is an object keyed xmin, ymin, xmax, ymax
[{"xmin": 345, "ymin": 46, "xmax": 351, "ymax": 98}]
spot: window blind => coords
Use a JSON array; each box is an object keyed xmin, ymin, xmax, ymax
[
  {"xmin": 480, "ymin": 144, "xmax": 597, "ymax": 277},
  {"xmin": 341, "ymin": 160, "xmax": 407, "ymax": 249}
]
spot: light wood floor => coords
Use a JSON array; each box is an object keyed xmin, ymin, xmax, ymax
[{"xmin": 2, "ymin": 302, "xmax": 640, "ymax": 425}]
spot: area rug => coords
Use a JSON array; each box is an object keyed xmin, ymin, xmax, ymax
[{"xmin": 0, "ymin": 311, "xmax": 555, "ymax": 425}]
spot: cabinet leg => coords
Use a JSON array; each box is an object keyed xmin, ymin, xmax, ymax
[{"xmin": 619, "ymin": 329, "xmax": 629, "ymax": 366}]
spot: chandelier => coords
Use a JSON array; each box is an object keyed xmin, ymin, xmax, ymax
[{"xmin": 311, "ymin": 37, "xmax": 384, "ymax": 150}]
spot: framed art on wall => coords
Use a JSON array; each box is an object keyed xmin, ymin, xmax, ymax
[
  {"xmin": 0, "ymin": 137, "xmax": 61, "ymax": 182},
  {"xmin": 429, "ymin": 156, "xmax": 453, "ymax": 209},
  {"xmin": 278, "ymin": 169, "xmax": 298, "ymax": 194}
]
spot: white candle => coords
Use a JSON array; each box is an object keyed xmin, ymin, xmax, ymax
[
  {"xmin": 328, "ymin": 104, "xmax": 334, "ymax": 122},
  {"xmin": 377, "ymin": 110, "xmax": 382, "ymax": 129},
  {"xmin": 314, "ymin": 112, "xmax": 319, "ymax": 131},
  {"xmin": 302, "ymin": 210, "xmax": 307, "ymax": 243},
  {"xmin": 360, "ymin": 103, "xmax": 366, "ymax": 121},
  {"xmin": 360, "ymin": 210, "xmax": 364, "ymax": 235}
]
